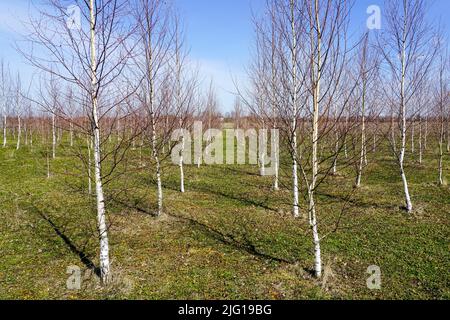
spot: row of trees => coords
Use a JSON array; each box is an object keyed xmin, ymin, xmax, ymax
[
  {"xmin": 14, "ymin": 0, "xmax": 207, "ymax": 284},
  {"xmin": 0, "ymin": 0, "xmax": 448, "ymax": 283},
  {"xmin": 241, "ymin": 0, "xmax": 449, "ymax": 278}
]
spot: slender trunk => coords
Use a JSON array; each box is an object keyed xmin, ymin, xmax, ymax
[
  {"xmin": 152, "ymin": 127, "xmax": 163, "ymax": 215},
  {"xmin": 290, "ymin": 0, "xmax": 299, "ymax": 218},
  {"xmin": 90, "ymin": 0, "xmax": 110, "ymax": 284},
  {"xmin": 309, "ymin": 0, "xmax": 322, "ymax": 278},
  {"xmin": 2, "ymin": 114, "xmax": 6, "ymax": 147},
  {"xmin": 438, "ymin": 60, "xmax": 445, "ymax": 185},
  {"xmin": 87, "ymin": 136, "xmax": 92, "ymax": 195},
  {"xmin": 260, "ymin": 120, "xmax": 266, "ymax": 176},
  {"xmin": 175, "ymin": 32, "xmax": 184, "ymax": 194},
  {"xmin": 356, "ymin": 78, "xmax": 367, "ymax": 188},
  {"xmin": 344, "ymin": 115, "xmax": 348, "ymax": 158},
  {"xmin": 419, "ymin": 118, "xmax": 422, "ymax": 164},
  {"xmin": 309, "ymin": 194, "xmax": 321, "ymax": 279},
  {"xmin": 145, "ymin": 22, "xmax": 163, "ymax": 216},
  {"xmin": 16, "ymin": 116, "xmax": 21, "ymax": 150},
  {"xmin": 399, "ymin": 15, "xmax": 412, "ymax": 213},
  {"xmin": 70, "ymin": 121, "xmax": 74, "ymax": 147},
  {"xmin": 179, "ymin": 120, "xmax": 185, "ymax": 193},
  {"xmin": 273, "ymin": 124, "xmax": 279, "ymax": 191},
  {"xmin": 52, "ymin": 113, "xmax": 56, "ymax": 159},
  {"xmin": 411, "ymin": 120, "xmax": 415, "ymax": 153},
  {"xmin": 271, "ymin": 21, "xmax": 279, "ymax": 191},
  {"xmin": 438, "ymin": 120, "xmax": 444, "ymax": 186}
]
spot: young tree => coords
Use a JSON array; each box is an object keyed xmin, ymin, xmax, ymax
[
  {"xmin": 355, "ymin": 34, "xmax": 378, "ymax": 188},
  {"xmin": 436, "ymin": 48, "xmax": 448, "ymax": 186},
  {"xmin": 299, "ymin": 0, "xmax": 353, "ymax": 278},
  {"xmin": 1, "ymin": 60, "xmax": 11, "ymax": 148},
  {"xmin": 378, "ymin": 0, "xmax": 436, "ymax": 212},
  {"xmin": 20, "ymin": 0, "xmax": 136, "ymax": 284},
  {"xmin": 134, "ymin": 0, "xmax": 193, "ymax": 215},
  {"xmin": 172, "ymin": 16, "xmax": 199, "ymax": 193},
  {"xmin": 14, "ymin": 73, "xmax": 23, "ymax": 150}
]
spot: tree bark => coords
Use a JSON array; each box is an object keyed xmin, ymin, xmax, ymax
[{"xmin": 90, "ymin": 0, "xmax": 110, "ymax": 284}]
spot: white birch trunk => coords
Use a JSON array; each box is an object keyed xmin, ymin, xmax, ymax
[
  {"xmin": 273, "ymin": 126, "xmax": 279, "ymax": 191},
  {"xmin": 70, "ymin": 121, "xmax": 74, "ymax": 147},
  {"xmin": 290, "ymin": 0, "xmax": 299, "ymax": 218},
  {"xmin": 153, "ymin": 133, "xmax": 163, "ymax": 215},
  {"xmin": 179, "ymin": 139, "xmax": 185, "ymax": 193},
  {"xmin": 90, "ymin": 0, "xmax": 110, "ymax": 284},
  {"xmin": 179, "ymin": 120, "xmax": 185, "ymax": 193},
  {"xmin": 87, "ymin": 136, "xmax": 92, "ymax": 195},
  {"xmin": 356, "ymin": 68, "xmax": 367, "ymax": 188},
  {"xmin": 52, "ymin": 113, "xmax": 56, "ymax": 159},
  {"xmin": 16, "ymin": 116, "xmax": 21, "ymax": 150},
  {"xmin": 146, "ymin": 30, "xmax": 163, "ymax": 216},
  {"xmin": 2, "ymin": 114, "xmax": 6, "ymax": 147},
  {"xmin": 419, "ymin": 119, "xmax": 423, "ymax": 164},
  {"xmin": 271, "ymin": 24, "xmax": 279, "ymax": 191},
  {"xmin": 399, "ymin": 19, "xmax": 412, "ymax": 213},
  {"xmin": 259, "ymin": 120, "xmax": 266, "ymax": 177}
]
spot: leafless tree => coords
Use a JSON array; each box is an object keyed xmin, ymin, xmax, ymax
[
  {"xmin": 19, "ymin": 0, "xmax": 137, "ymax": 284},
  {"xmin": 378, "ymin": 0, "xmax": 437, "ymax": 213}
]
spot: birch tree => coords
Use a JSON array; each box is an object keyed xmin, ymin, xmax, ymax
[
  {"xmin": 378, "ymin": 0, "xmax": 436, "ymax": 213},
  {"xmin": 436, "ymin": 48, "xmax": 448, "ymax": 186},
  {"xmin": 300, "ymin": 0, "xmax": 353, "ymax": 278},
  {"xmin": 20, "ymin": 0, "xmax": 136, "ymax": 284},
  {"xmin": 134, "ymin": 0, "xmax": 193, "ymax": 215},
  {"xmin": 1, "ymin": 60, "xmax": 11, "ymax": 148},
  {"xmin": 355, "ymin": 34, "xmax": 378, "ymax": 188},
  {"xmin": 172, "ymin": 16, "xmax": 199, "ymax": 193},
  {"xmin": 14, "ymin": 74, "xmax": 23, "ymax": 150}
]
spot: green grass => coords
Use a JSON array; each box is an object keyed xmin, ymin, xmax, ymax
[{"xmin": 0, "ymin": 136, "xmax": 449, "ymax": 300}]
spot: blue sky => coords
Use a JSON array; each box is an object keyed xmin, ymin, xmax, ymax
[{"xmin": 0, "ymin": 0, "xmax": 449, "ymax": 112}]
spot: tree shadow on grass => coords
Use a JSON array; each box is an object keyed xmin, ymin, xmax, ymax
[
  {"xmin": 170, "ymin": 212, "xmax": 315, "ymax": 276},
  {"xmin": 111, "ymin": 197, "xmax": 155, "ymax": 216},
  {"xmin": 316, "ymin": 191, "xmax": 400, "ymax": 211},
  {"xmin": 172, "ymin": 213, "xmax": 316, "ymax": 276},
  {"xmin": 34, "ymin": 209, "xmax": 101, "ymax": 278},
  {"xmin": 160, "ymin": 178, "xmax": 279, "ymax": 213}
]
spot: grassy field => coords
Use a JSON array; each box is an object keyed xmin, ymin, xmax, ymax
[{"xmin": 0, "ymin": 137, "xmax": 449, "ymax": 300}]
